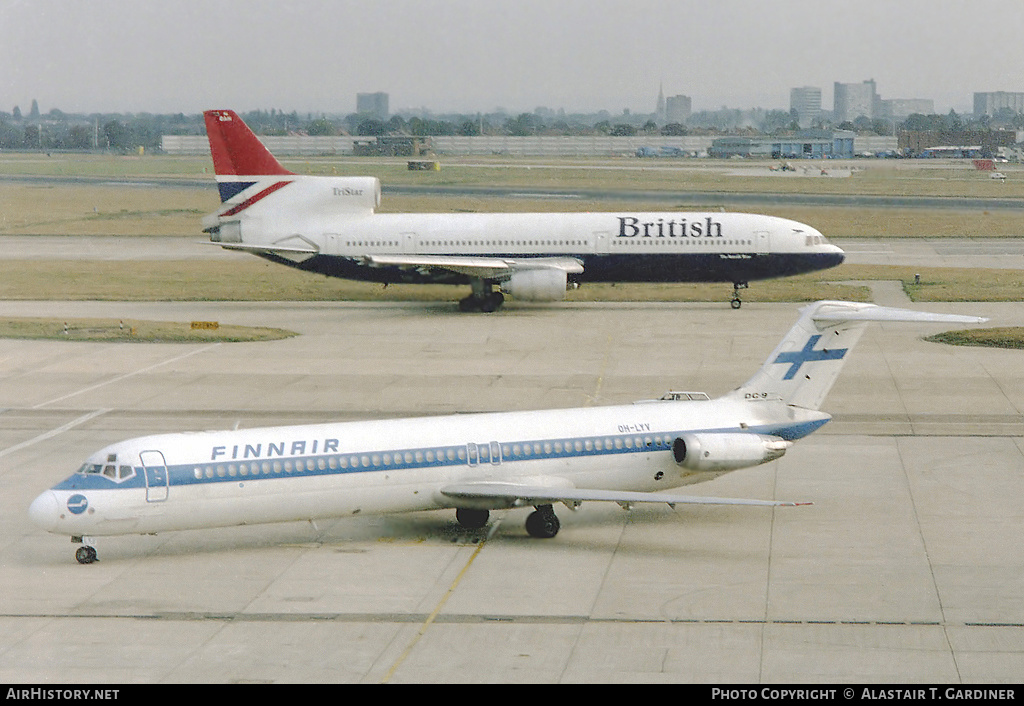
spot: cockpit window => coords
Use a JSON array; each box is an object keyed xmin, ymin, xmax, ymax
[{"xmin": 76, "ymin": 462, "xmax": 136, "ymax": 482}]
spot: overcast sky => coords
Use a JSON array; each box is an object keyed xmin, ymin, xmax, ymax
[{"xmin": 3, "ymin": 0, "xmax": 1022, "ymax": 117}]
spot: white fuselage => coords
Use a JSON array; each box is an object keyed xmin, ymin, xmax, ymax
[
  {"xmin": 30, "ymin": 395, "xmax": 828, "ymax": 539},
  {"xmin": 207, "ymin": 174, "xmax": 844, "ymax": 289}
]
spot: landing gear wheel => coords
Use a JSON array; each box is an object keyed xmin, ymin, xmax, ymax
[
  {"xmin": 75, "ymin": 546, "xmax": 98, "ymax": 564},
  {"xmin": 525, "ymin": 505, "xmax": 560, "ymax": 539},
  {"xmin": 731, "ymin": 297, "xmax": 742, "ymax": 309},
  {"xmin": 456, "ymin": 508, "xmax": 490, "ymax": 529},
  {"xmin": 459, "ymin": 280, "xmax": 504, "ymax": 313},
  {"xmin": 479, "ymin": 292, "xmax": 504, "ymax": 313}
]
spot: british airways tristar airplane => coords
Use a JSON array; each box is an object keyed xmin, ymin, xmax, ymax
[
  {"xmin": 30, "ymin": 301, "xmax": 984, "ymax": 564},
  {"xmin": 199, "ymin": 109, "xmax": 844, "ymax": 311}
]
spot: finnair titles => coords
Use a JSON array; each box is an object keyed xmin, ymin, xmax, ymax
[
  {"xmin": 200, "ymin": 109, "xmax": 844, "ymax": 311},
  {"xmin": 29, "ymin": 301, "xmax": 985, "ymax": 564}
]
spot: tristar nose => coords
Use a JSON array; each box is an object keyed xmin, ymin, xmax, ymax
[{"xmin": 29, "ymin": 490, "xmax": 60, "ymax": 532}]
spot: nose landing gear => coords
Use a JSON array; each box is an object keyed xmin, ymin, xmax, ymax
[
  {"xmin": 74, "ymin": 540, "xmax": 98, "ymax": 564},
  {"xmin": 731, "ymin": 282, "xmax": 748, "ymax": 309}
]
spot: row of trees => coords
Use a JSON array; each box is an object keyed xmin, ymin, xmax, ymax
[
  {"xmin": 0, "ymin": 110, "xmax": 196, "ymax": 151},
  {"xmin": 1, "ymin": 103, "xmax": 1021, "ymax": 152}
]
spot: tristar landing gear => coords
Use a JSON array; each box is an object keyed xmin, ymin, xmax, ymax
[
  {"xmin": 458, "ymin": 279, "xmax": 505, "ymax": 313},
  {"xmin": 731, "ymin": 282, "xmax": 749, "ymax": 309},
  {"xmin": 525, "ymin": 505, "xmax": 560, "ymax": 538}
]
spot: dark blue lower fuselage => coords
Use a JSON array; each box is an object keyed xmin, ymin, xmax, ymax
[{"xmin": 263, "ymin": 251, "xmax": 845, "ymax": 286}]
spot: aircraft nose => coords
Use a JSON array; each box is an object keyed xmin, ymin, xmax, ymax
[{"xmin": 29, "ymin": 490, "xmax": 60, "ymax": 532}]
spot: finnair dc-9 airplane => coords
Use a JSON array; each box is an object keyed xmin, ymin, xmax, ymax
[
  {"xmin": 200, "ymin": 110, "xmax": 844, "ymax": 311},
  {"xmin": 30, "ymin": 301, "xmax": 984, "ymax": 564}
]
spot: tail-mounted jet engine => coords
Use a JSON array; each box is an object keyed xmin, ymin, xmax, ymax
[{"xmin": 672, "ymin": 433, "xmax": 789, "ymax": 472}]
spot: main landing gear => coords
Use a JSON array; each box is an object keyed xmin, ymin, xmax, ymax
[
  {"xmin": 458, "ymin": 279, "xmax": 505, "ymax": 313},
  {"xmin": 524, "ymin": 505, "xmax": 560, "ymax": 538},
  {"xmin": 731, "ymin": 281, "xmax": 748, "ymax": 309},
  {"xmin": 455, "ymin": 505, "xmax": 562, "ymax": 538}
]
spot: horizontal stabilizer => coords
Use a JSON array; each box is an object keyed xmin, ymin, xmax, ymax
[
  {"xmin": 210, "ymin": 241, "xmax": 319, "ymax": 255},
  {"xmin": 810, "ymin": 302, "xmax": 987, "ymax": 326},
  {"xmin": 440, "ymin": 482, "xmax": 809, "ymax": 509}
]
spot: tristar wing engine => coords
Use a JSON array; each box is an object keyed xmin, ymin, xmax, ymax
[
  {"xmin": 672, "ymin": 433, "xmax": 790, "ymax": 472},
  {"xmin": 499, "ymin": 268, "xmax": 569, "ymax": 301}
]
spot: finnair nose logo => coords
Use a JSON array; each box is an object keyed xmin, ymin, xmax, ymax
[
  {"xmin": 67, "ymin": 494, "xmax": 89, "ymax": 515},
  {"xmin": 773, "ymin": 335, "xmax": 848, "ymax": 380}
]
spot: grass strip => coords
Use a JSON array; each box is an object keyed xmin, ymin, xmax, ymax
[{"xmin": 0, "ymin": 316, "xmax": 295, "ymax": 343}]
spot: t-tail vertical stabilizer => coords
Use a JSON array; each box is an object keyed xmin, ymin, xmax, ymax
[{"xmin": 730, "ymin": 301, "xmax": 987, "ymax": 411}]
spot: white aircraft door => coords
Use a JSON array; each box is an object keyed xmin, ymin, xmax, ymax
[
  {"xmin": 402, "ymin": 232, "xmax": 418, "ymax": 254},
  {"xmin": 594, "ymin": 231, "xmax": 610, "ymax": 254},
  {"xmin": 465, "ymin": 442, "xmax": 502, "ymax": 468},
  {"xmin": 140, "ymin": 450, "xmax": 169, "ymax": 503},
  {"xmin": 755, "ymin": 231, "xmax": 770, "ymax": 254}
]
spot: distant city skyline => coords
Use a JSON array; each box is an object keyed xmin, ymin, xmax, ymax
[{"xmin": 3, "ymin": 0, "xmax": 1023, "ymax": 117}]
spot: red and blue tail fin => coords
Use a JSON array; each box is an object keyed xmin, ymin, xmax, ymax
[{"xmin": 204, "ymin": 110, "xmax": 293, "ymax": 202}]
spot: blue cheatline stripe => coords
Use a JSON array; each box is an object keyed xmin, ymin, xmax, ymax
[{"xmin": 52, "ymin": 419, "xmax": 827, "ymax": 492}]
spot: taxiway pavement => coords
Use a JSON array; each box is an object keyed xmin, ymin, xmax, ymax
[{"xmin": 1, "ymin": 297, "xmax": 1022, "ymax": 683}]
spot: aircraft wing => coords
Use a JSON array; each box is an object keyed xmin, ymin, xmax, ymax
[
  {"xmin": 439, "ymin": 482, "xmax": 809, "ymax": 510},
  {"xmin": 362, "ymin": 255, "xmax": 584, "ymax": 281}
]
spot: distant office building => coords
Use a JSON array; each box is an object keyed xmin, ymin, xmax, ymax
[
  {"xmin": 878, "ymin": 98, "xmax": 934, "ymax": 120},
  {"xmin": 834, "ymin": 79, "xmax": 878, "ymax": 123},
  {"xmin": 665, "ymin": 95, "xmax": 692, "ymax": 123},
  {"xmin": 356, "ymin": 92, "xmax": 389, "ymax": 119},
  {"xmin": 790, "ymin": 86, "xmax": 821, "ymax": 128},
  {"xmin": 973, "ymin": 91, "xmax": 1024, "ymax": 117}
]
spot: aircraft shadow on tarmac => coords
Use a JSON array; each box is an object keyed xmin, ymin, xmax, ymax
[{"xmin": 26, "ymin": 502, "xmax": 779, "ymax": 565}]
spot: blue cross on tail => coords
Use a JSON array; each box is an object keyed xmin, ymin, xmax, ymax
[{"xmin": 773, "ymin": 335, "xmax": 848, "ymax": 380}]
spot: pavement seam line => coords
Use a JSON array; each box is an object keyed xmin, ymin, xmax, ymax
[
  {"xmin": 379, "ymin": 520, "xmax": 499, "ymax": 683},
  {"xmin": 0, "ymin": 408, "xmax": 110, "ymax": 459},
  {"xmin": 31, "ymin": 343, "xmax": 221, "ymax": 409}
]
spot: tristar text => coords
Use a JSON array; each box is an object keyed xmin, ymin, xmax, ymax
[
  {"xmin": 617, "ymin": 215, "xmax": 724, "ymax": 238},
  {"xmin": 333, "ymin": 187, "xmax": 365, "ymax": 196}
]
